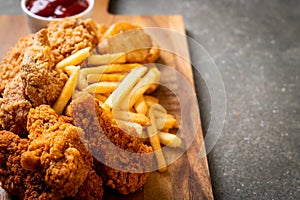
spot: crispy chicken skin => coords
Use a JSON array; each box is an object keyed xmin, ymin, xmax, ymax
[
  {"xmin": 47, "ymin": 18, "xmax": 100, "ymax": 64},
  {"xmin": 22, "ymin": 123, "xmax": 92, "ymax": 198},
  {"xmin": 0, "ymin": 35, "xmax": 33, "ymax": 94},
  {"xmin": 22, "ymin": 105, "xmax": 104, "ymax": 199},
  {"xmin": 0, "ymin": 74, "xmax": 32, "ymax": 137},
  {"xmin": 0, "ymin": 130, "xmax": 52, "ymax": 199},
  {"xmin": 75, "ymin": 170, "xmax": 104, "ymax": 200},
  {"xmin": 21, "ymin": 29, "xmax": 68, "ymax": 107},
  {"xmin": 69, "ymin": 92, "xmax": 153, "ymax": 195},
  {"xmin": 0, "ymin": 105, "xmax": 104, "ymax": 200}
]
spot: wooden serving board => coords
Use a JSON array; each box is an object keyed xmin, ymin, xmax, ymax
[{"xmin": 0, "ymin": 0, "xmax": 213, "ymax": 199}]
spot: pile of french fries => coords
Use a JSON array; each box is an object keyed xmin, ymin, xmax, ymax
[{"xmin": 53, "ymin": 46, "xmax": 182, "ymax": 172}]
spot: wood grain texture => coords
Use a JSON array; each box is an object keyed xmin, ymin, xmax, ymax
[{"xmin": 0, "ymin": 0, "xmax": 213, "ymax": 199}]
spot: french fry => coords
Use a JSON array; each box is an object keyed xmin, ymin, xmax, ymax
[
  {"xmin": 147, "ymin": 106, "xmax": 167, "ymax": 172},
  {"xmin": 83, "ymin": 82, "xmax": 119, "ymax": 94},
  {"xmin": 95, "ymin": 94, "xmax": 107, "ymax": 102},
  {"xmin": 144, "ymin": 95, "xmax": 159, "ymax": 107},
  {"xmin": 161, "ymin": 128, "xmax": 170, "ymax": 133},
  {"xmin": 87, "ymin": 73, "xmax": 125, "ymax": 83},
  {"xmin": 101, "ymin": 63, "xmax": 139, "ymax": 73},
  {"xmin": 158, "ymin": 132, "xmax": 182, "ymax": 148},
  {"xmin": 129, "ymin": 107, "xmax": 136, "ymax": 113},
  {"xmin": 112, "ymin": 110, "xmax": 150, "ymax": 126},
  {"xmin": 77, "ymin": 73, "xmax": 88, "ymax": 90},
  {"xmin": 105, "ymin": 66, "xmax": 147, "ymax": 109},
  {"xmin": 115, "ymin": 119, "xmax": 143, "ymax": 137},
  {"xmin": 87, "ymin": 52, "xmax": 126, "ymax": 65},
  {"xmin": 145, "ymin": 83, "xmax": 159, "ymax": 94},
  {"xmin": 64, "ymin": 65, "xmax": 78, "ymax": 76},
  {"xmin": 152, "ymin": 103, "xmax": 167, "ymax": 116},
  {"xmin": 99, "ymin": 101, "xmax": 111, "ymax": 112},
  {"xmin": 167, "ymin": 114, "xmax": 179, "ymax": 128},
  {"xmin": 80, "ymin": 64, "xmax": 141, "ymax": 76},
  {"xmin": 56, "ymin": 47, "xmax": 90, "ymax": 70},
  {"xmin": 134, "ymin": 96, "xmax": 148, "ymax": 115},
  {"xmin": 144, "ymin": 44, "xmax": 160, "ymax": 63},
  {"xmin": 53, "ymin": 66, "xmax": 80, "ymax": 115},
  {"xmin": 156, "ymin": 116, "xmax": 179, "ymax": 130},
  {"xmin": 129, "ymin": 67, "xmax": 161, "ymax": 107},
  {"xmin": 149, "ymin": 103, "xmax": 178, "ymax": 130},
  {"xmin": 121, "ymin": 67, "xmax": 161, "ymax": 110}
]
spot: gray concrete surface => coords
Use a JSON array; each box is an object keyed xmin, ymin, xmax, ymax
[{"xmin": 1, "ymin": 0, "xmax": 299, "ymax": 199}]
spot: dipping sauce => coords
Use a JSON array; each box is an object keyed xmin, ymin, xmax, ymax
[{"xmin": 26, "ymin": 0, "xmax": 89, "ymax": 18}]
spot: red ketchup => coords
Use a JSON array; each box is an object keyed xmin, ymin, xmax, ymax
[{"xmin": 26, "ymin": 0, "xmax": 89, "ymax": 18}]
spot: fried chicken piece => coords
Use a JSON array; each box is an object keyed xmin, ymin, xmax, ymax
[
  {"xmin": 75, "ymin": 170, "xmax": 104, "ymax": 200},
  {"xmin": 0, "ymin": 74, "xmax": 32, "ymax": 137},
  {"xmin": 98, "ymin": 22, "xmax": 159, "ymax": 63},
  {"xmin": 20, "ymin": 105, "xmax": 103, "ymax": 199},
  {"xmin": 0, "ymin": 130, "xmax": 52, "ymax": 199},
  {"xmin": 0, "ymin": 35, "xmax": 33, "ymax": 94},
  {"xmin": 0, "ymin": 105, "xmax": 104, "ymax": 199},
  {"xmin": 47, "ymin": 18, "xmax": 100, "ymax": 64},
  {"xmin": 22, "ymin": 123, "xmax": 92, "ymax": 198},
  {"xmin": 21, "ymin": 29, "xmax": 68, "ymax": 107},
  {"xmin": 26, "ymin": 103, "xmax": 59, "ymax": 140},
  {"xmin": 69, "ymin": 92, "xmax": 153, "ymax": 195}
]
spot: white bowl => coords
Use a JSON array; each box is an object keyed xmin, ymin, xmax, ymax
[{"xmin": 21, "ymin": 0, "xmax": 94, "ymax": 33}]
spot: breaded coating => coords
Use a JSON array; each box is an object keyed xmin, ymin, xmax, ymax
[
  {"xmin": 0, "ymin": 105, "xmax": 104, "ymax": 199},
  {"xmin": 21, "ymin": 29, "xmax": 68, "ymax": 107},
  {"xmin": 70, "ymin": 92, "xmax": 153, "ymax": 195},
  {"xmin": 0, "ymin": 35, "xmax": 33, "ymax": 94},
  {"xmin": 26, "ymin": 102, "xmax": 59, "ymax": 140},
  {"xmin": 75, "ymin": 170, "xmax": 104, "ymax": 200},
  {"xmin": 22, "ymin": 123, "xmax": 91, "ymax": 198},
  {"xmin": 0, "ymin": 130, "xmax": 50, "ymax": 199},
  {"xmin": 47, "ymin": 18, "xmax": 100, "ymax": 64},
  {"xmin": 0, "ymin": 74, "xmax": 32, "ymax": 137},
  {"xmin": 21, "ymin": 105, "xmax": 103, "ymax": 199}
]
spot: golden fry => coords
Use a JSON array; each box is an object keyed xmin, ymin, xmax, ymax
[
  {"xmin": 129, "ymin": 107, "xmax": 136, "ymax": 113},
  {"xmin": 143, "ymin": 44, "xmax": 160, "ymax": 63},
  {"xmin": 53, "ymin": 66, "xmax": 80, "ymax": 115},
  {"xmin": 105, "ymin": 66, "xmax": 147, "ymax": 109},
  {"xmin": 129, "ymin": 67, "xmax": 160, "ymax": 107},
  {"xmin": 152, "ymin": 103, "xmax": 167, "ymax": 116},
  {"xmin": 121, "ymin": 67, "xmax": 161, "ymax": 110},
  {"xmin": 95, "ymin": 94, "xmax": 107, "ymax": 102},
  {"xmin": 56, "ymin": 47, "xmax": 90, "ymax": 70},
  {"xmin": 112, "ymin": 110, "xmax": 150, "ymax": 126},
  {"xmin": 147, "ymin": 106, "xmax": 167, "ymax": 172},
  {"xmin": 156, "ymin": 117, "xmax": 178, "ymax": 130},
  {"xmin": 83, "ymin": 82, "xmax": 118, "ymax": 94},
  {"xmin": 77, "ymin": 73, "xmax": 89, "ymax": 90},
  {"xmin": 134, "ymin": 96, "xmax": 148, "ymax": 115},
  {"xmin": 158, "ymin": 132, "xmax": 182, "ymax": 147},
  {"xmin": 115, "ymin": 119, "xmax": 143, "ymax": 137},
  {"xmin": 87, "ymin": 52, "xmax": 126, "ymax": 65},
  {"xmin": 87, "ymin": 73, "xmax": 125, "ymax": 83},
  {"xmin": 64, "ymin": 65, "xmax": 78, "ymax": 76},
  {"xmin": 145, "ymin": 83, "xmax": 159, "ymax": 94},
  {"xmin": 144, "ymin": 95, "xmax": 159, "ymax": 107},
  {"xmin": 80, "ymin": 64, "xmax": 141, "ymax": 76},
  {"xmin": 161, "ymin": 128, "xmax": 170, "ymax": 133}
]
